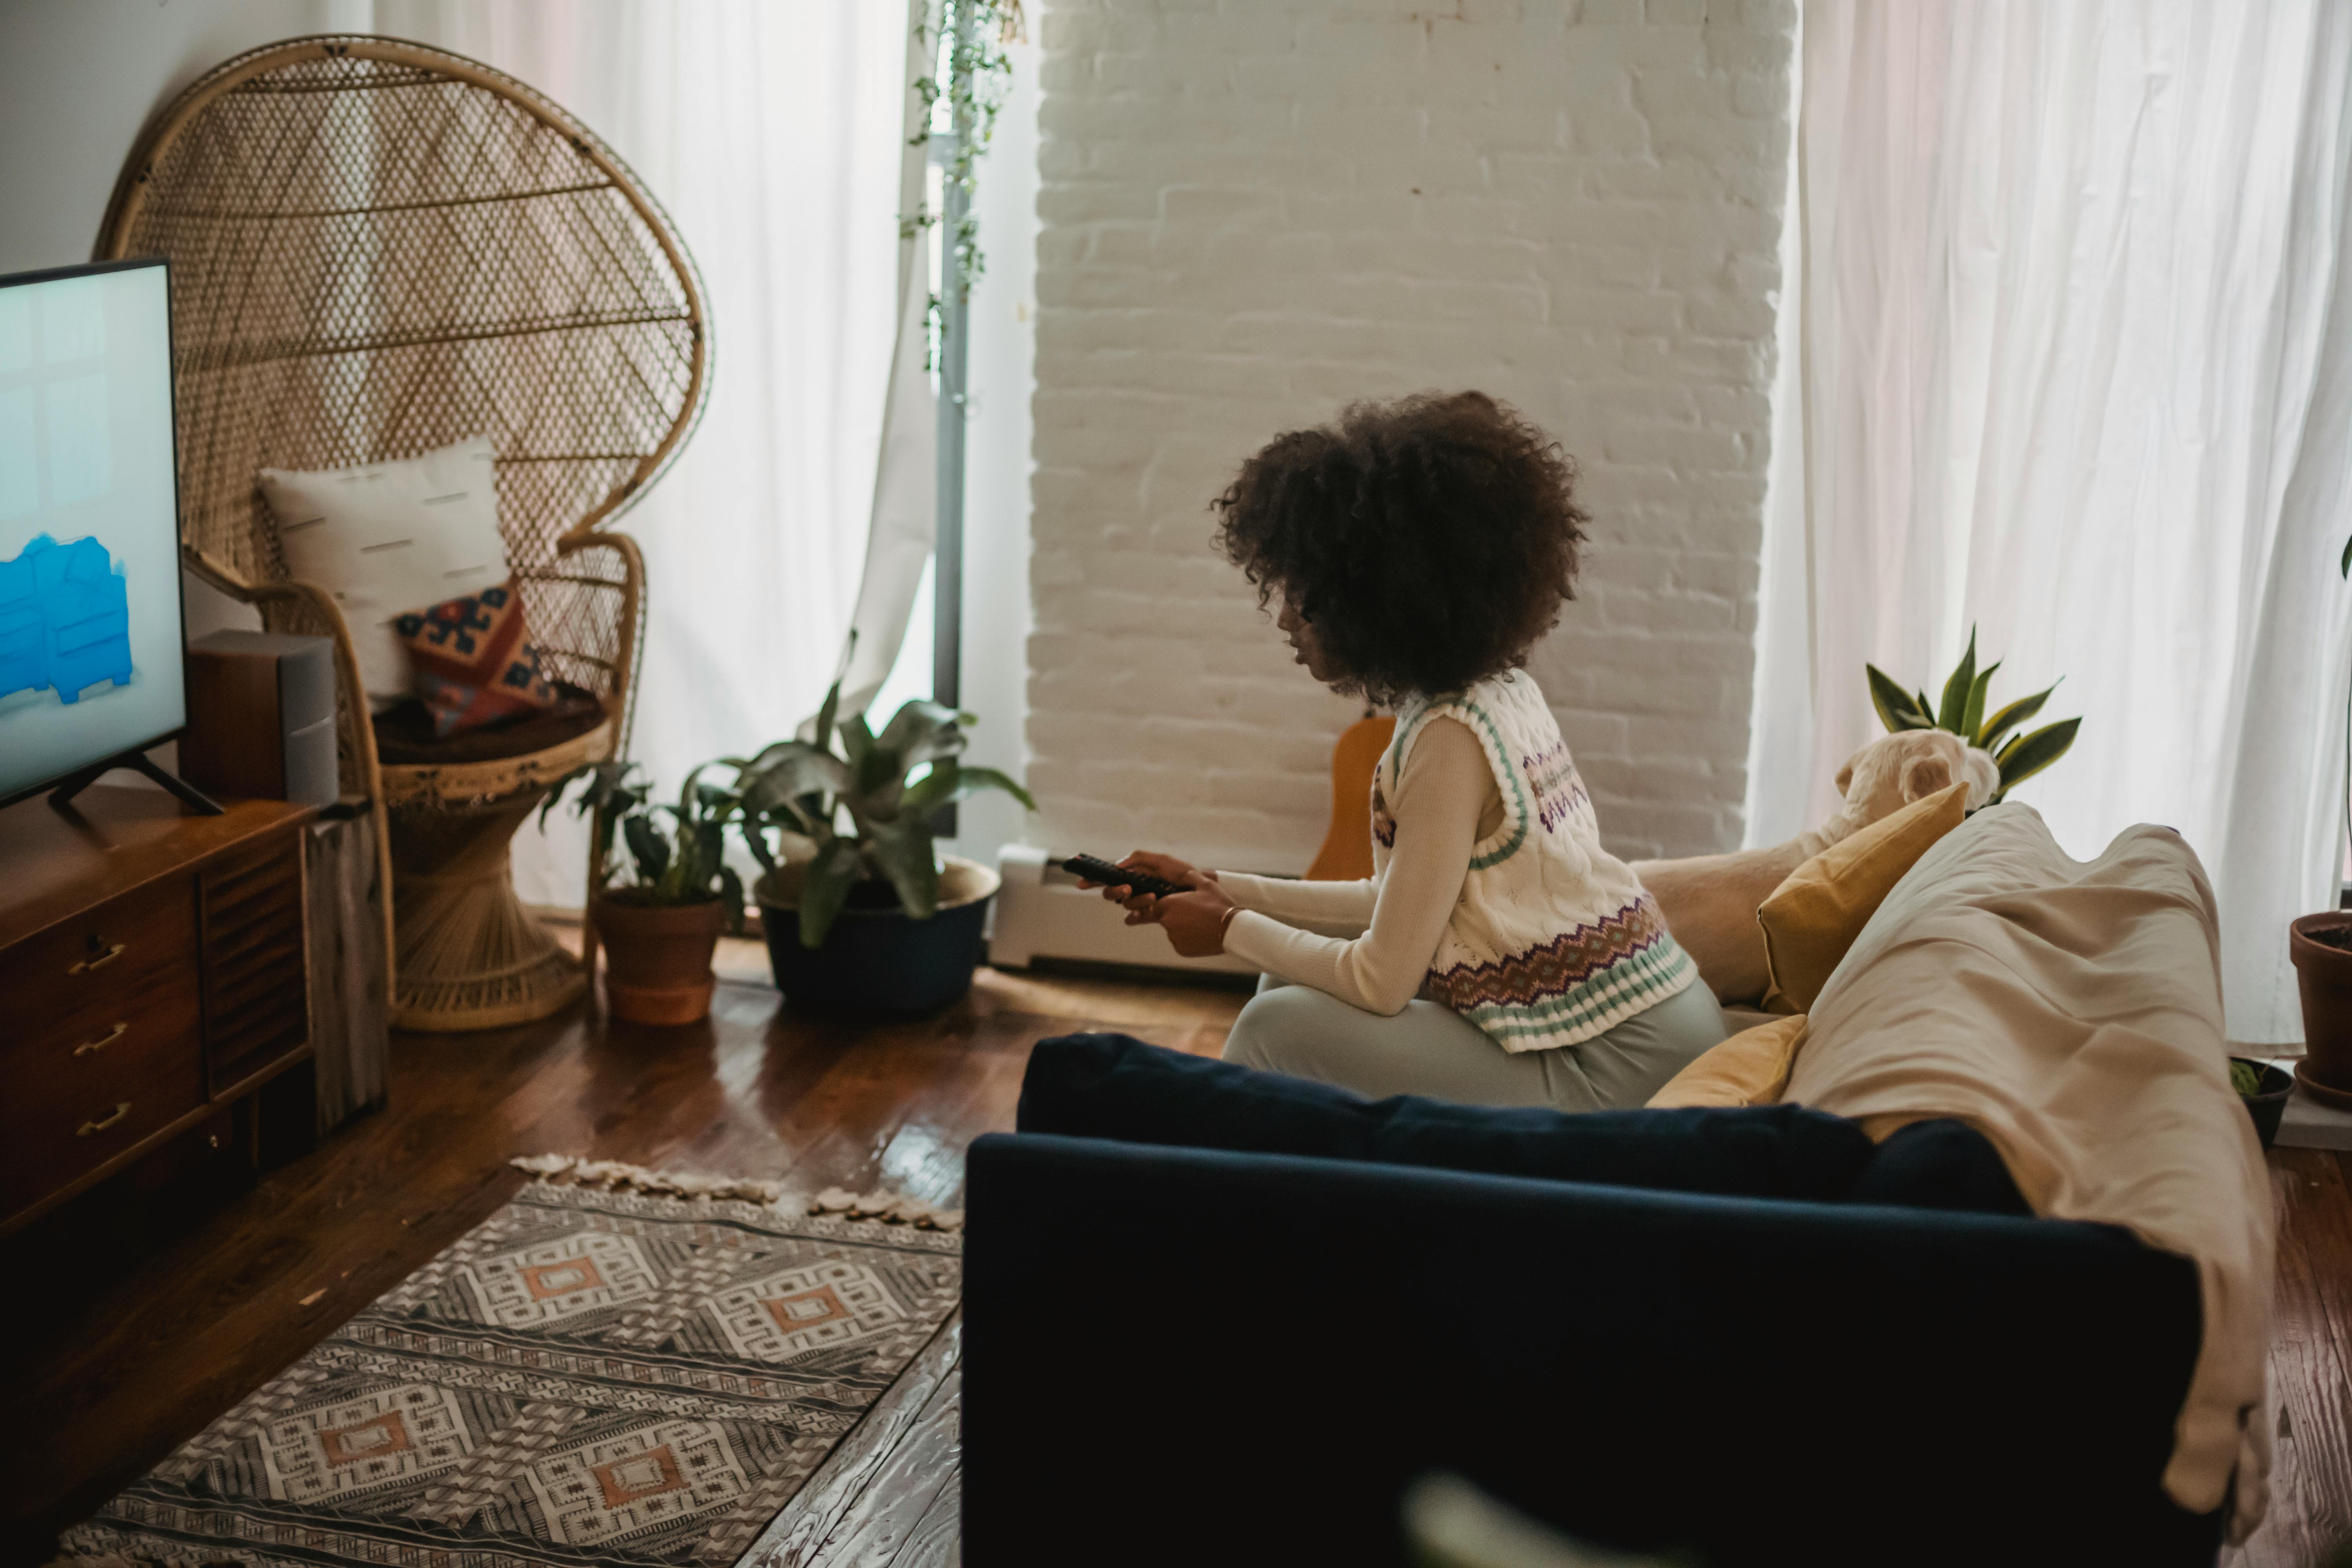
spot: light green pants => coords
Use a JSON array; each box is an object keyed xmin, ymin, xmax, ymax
[{"xmin": 1221, "ymin": 976, "xmax": 1728, "ymax": 1113}]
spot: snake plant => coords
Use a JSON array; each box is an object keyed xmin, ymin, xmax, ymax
[
  {"xmin": 1865, "ymin": 627, "xmax": 2081, "ymax": 804},
  {"xmin": 730, "ymin": 677, "xmax": 1035, "ymax": 948}
]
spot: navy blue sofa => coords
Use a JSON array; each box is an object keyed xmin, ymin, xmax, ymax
[{"xmin": 961, "ymin": 1036, "xmax": 2222, "ymax": 1567}]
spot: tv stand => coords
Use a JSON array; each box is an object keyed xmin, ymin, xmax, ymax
[
  {"xmin": 0, "ymin": 787, "xmax": 316, "ymax": 1235},
  {"xmin": 49, "ymin": 749, "xmax": 223, "ymax": 817}
]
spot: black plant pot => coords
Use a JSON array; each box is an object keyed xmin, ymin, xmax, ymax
[
  {"xmin": 2232, "ymin": 1057, "xmax": 2294, "ymax": 1152},
  {"xmin": 755, "ymin": 856, "xmax": 998, "ymax": 1016}
]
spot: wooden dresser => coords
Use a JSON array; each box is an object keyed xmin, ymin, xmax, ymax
[{"xmin": 0, "ymin": 787, "xmax": 315, "ymax": 1236}]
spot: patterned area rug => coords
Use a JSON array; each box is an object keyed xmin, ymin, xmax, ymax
[{"xmin": 63, "ymin": 1176, "xmax": 963, "ymax": 1568}]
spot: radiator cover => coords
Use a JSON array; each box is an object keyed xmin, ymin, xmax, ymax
[{"xmin": 987, "ymin": 845, "xmax": 1256, "ymax": 976}]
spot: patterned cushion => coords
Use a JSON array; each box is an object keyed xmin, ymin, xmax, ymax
[{"xmin": 392, "ymin": 579, "xmax": 557, "ymax": 738}]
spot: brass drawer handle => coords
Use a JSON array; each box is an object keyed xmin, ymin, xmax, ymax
[
  {"xmin": 70, "ymin": 942, "xmax": 127, "ymax": 975},
  {"xmin": 78, "ymin": 1102, "xmax": 132, "ymax": 1136},
  {"xmin": 74, "ymin": 1022, "xmax": 129, "ymax": 1056}
]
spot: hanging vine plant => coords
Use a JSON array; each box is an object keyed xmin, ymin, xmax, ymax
[{"xmin": 906, "ymin": 0, "xmax": 1023, "ymax": 355}]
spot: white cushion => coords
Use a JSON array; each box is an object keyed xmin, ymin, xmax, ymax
[{"xmin": 258, "ymin": 437, "xmax": 511, "ymax": 710}]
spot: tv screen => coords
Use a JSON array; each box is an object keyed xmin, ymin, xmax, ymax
[{"xmin": 0, "ymin": 259, "xmax": 186, "ymax": 808}]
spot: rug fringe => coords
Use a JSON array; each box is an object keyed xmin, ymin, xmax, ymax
[{"xmin": 508, "ymin": 1154, "xmax": 964, "ymax": 1231}]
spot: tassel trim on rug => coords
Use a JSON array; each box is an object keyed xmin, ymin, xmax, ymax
[{"xmin": 508, "ymin": 1154, "xmax": 964, "ymax": 1231}]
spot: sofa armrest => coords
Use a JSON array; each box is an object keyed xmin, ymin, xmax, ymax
[{"xmin": 963, "ymin": 1132, "xmax": 2219, "ymax": 1568}]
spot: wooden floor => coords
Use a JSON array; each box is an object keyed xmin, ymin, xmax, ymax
[
  {"xmin": 2246, "ymin": 1149, "xmax": 2352, "ymax": 1568},
  {"xmin": 0, "ymin": 946, "xmax": 1243, "ymax": 1567},
  {"xmin": 3, "ymin": 947, "xmax": 2348, "ymax": 1566}
]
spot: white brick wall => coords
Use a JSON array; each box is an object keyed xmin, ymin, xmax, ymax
[{"xmin": 1031, "ymin": 0, "xmax": 1794, "ymax": 870}]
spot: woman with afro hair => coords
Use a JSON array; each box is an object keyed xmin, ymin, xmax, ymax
[{"xmin": 1091, "ymin": 391, "xmax": 1725, "ymax": 1111}]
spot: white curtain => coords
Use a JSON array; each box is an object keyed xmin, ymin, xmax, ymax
[
  {"xmin": 368, "ymin": 0, "xmax": 915, "ymax": 906},
  {"xmin": 831, "ymin": 15, "xmax": 940, "ymax": 731},
  {"xmin": 1748, "ymin": 0, "xmax": 2352, "ymax": 1044}
]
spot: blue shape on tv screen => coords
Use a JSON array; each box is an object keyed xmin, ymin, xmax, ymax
[
  {"xmin": 0, "ymin": 260, "xmax": 185, "ymax": 805},
  {"xmin": 0, "ymin": 533, "xmax": 135, "ymax": 704}
]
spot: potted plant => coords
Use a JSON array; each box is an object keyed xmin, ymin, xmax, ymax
[
  {"xmin": 542, "ymin": 759, "xmax": 747, "ymax": 1026},
  {"xmin": 1865, "ymin": 626, "xmax": 2082, "ymax": 802},
  {"xmin": 731, "ymin": 679, "xmax": 1034, "ymax": 1014},
  {"xmin": 2290, "ymin": 915, "xmax": 2352, "ymax": 1110},
  {"xmin": 2230, "ymin": 1056, "xmax": 2296, "ymax": 1150},
  {"xmin": 2290, "ymin": 544, "xmax": 2352, "ymax": 1110}
]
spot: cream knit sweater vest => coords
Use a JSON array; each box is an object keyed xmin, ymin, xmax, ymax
[{"xmin": 1376, "ymin": 670, "xmax": 1698, "ymax": 1051}]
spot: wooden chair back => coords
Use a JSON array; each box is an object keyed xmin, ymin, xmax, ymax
[{"xmin": 1306, "ymin": 715, "xmax": 1397, "ymax": 882}]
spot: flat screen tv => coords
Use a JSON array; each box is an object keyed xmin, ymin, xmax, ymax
[{"xmin": 0, "ymin": 258, "xmax": 203, "ymax": 812}]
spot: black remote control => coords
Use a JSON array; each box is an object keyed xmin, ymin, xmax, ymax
[{"xmin": 1060, "ymin": 854, "xmax": 1190, "ymax": 898}]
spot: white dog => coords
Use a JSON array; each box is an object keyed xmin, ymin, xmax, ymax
[{"xmin": 1634, "ymin": 730, "xmax": 2000, "ymax": 1005}]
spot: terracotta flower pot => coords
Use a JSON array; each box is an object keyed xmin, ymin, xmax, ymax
[
  {"xmin": 2289, "ymin": 913, "xmax": 2352, "ymax": 1111},
  {"xmin": 592, "ymin": 894, "xmax": 727, "ymax": 1025}
]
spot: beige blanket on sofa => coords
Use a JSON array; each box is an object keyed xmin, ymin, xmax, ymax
[{"xmin": 1783, "ymin": 804, "xmax": 2273, "ymax": 1533}]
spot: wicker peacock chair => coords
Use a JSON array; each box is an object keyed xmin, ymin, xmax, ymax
[{"xmin": 97, "ymin": 36, "xmax": 709, "ymax": 1031}]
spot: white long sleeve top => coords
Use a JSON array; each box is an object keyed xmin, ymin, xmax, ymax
[{"xmin": 1216, "ymin": 715, "xmax": 1502, "ymax": 1016}]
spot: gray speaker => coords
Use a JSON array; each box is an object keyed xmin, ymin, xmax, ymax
[{"xmin": 182, "ymin": 630, "xmax": 339, "ymax": 808}]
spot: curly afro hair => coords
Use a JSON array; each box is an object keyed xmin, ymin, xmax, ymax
[{"xmin": 1211, "ymin": 391, "xmax": 1588, "ymax": 705}]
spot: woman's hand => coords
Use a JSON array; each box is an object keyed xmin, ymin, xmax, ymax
[
  {"xmin": 1074, "ymin": 850, "xmax": 1206, "ymax": 908},
  {"xmin": 1136, "ymin": 881, "xmax": 1240, "ymax": 957},
  {"xmin": 1074, "ymin": 849, "xmax": 1236, "ymax": 952}
]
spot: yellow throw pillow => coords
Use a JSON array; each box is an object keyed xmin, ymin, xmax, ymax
[
  {"xmin": 1649, "ymin": 1014, "xmax": 1809, "ymax": 1108},
  {"xmin": 1757, "ymin": 781, "xmax": 1971, "ymax": 1013}
]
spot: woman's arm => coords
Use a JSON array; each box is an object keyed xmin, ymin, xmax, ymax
[
  {"xmin": 1213, "ymin": 871, "xmax": 1376, "ymax": 936},
  {"xmin": 1085, "ymin": 851, "xmax": 1374, "ymax": 936},
  {"xmin": 1218, "ymin": 717, "xmax": 1488, "ymax": 1015}
]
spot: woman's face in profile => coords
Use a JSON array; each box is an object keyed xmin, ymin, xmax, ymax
[{"xmin": 1277, "ymin": 595, "xmax": 1339, "ymax": 686}]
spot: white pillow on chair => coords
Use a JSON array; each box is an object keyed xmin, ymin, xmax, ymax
[{"xmin": 257, "ymin": 437, "xmax": 510, "ymax": 710}]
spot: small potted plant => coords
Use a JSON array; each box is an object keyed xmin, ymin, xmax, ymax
[
  {"xmin": 2230, "ymin": 1056, "xmax": 2295, "ymax": 1151},
  {"xmin": 542, "ymin": 759, "xmax": 747, "ymax": 1026},
  {"xmin": 732, "ymin": 679, "xmax": 1034, "ymax": 1014}
]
